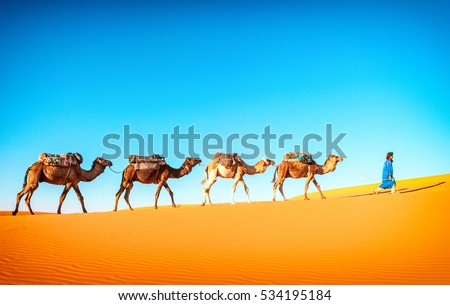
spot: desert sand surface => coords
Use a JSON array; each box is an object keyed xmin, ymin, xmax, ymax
[{"xmin": 1, "ymin": 174, "xmax": 449, "ymax": 284}]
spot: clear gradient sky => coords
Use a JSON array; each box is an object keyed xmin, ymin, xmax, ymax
[{"xmin": 1, "ymin": 1, "xmax": 449, "ymax": 213}]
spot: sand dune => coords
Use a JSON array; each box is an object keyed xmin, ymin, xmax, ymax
[{"xmin": 1, "ymin": 174, "xmax": 449, "ymax": 284}]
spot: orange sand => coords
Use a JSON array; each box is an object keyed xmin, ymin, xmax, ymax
[{"xmin": 1, "ymin": 174, "xmax": 449, "ymax": 284}]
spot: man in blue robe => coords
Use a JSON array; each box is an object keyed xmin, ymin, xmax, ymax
[{"xmin": 374, "ymin": 152, "xmax": 396, "ymax": 194}]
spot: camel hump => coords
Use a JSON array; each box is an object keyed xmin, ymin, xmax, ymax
[
  {"xmin": 38, "ymin": 152, "xmax": 82, "ymax": 167},
  {"xmin": 213, "ymin": 152, "xmax": 242, "ymax": 166},
  {"xmin": 283, "ymin": 152, "xmax": 314, "ymax": 164},
  {"xmin": 72, "ymin": 152, "xmax": 83, "ymax": 164},
  {"xmin": 129, "ymin": 154, "xmax": 166, "ymax": 164}
]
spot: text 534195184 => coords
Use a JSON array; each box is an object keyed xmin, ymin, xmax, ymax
[{"xmin": 260, "ymin": 289, "xmax": 332, "ymax": 301}]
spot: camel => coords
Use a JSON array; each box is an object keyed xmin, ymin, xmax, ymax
[
  {"xmin": 201, "ymin": 155, "xmax": 275, "ymax": 205},
  {"xmin": 272, "ymin": 154, "xmax": 343, "ymax": 201},
  {"xmin": 14, "ymin": 157, "xmax": 113, "ymax": 215},
  {"xmin": 114, "ymin": 157, "xmax": 202, "ymax": 210}
]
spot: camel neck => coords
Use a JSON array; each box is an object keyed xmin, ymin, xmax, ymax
[
  {"xmin": 80, "ymin": 162, "xmax": 105, "ymax": 182},
  {"xmin": 243, "ymin": 160, "xmax": 266, "ymax": 175},
  {"xmin": 168, "ymin": 164, "xmax": 191, "ymax": 179},
  {"xmin": 321, "ymin": 159, "xmax": 337, "ymax": 174}
]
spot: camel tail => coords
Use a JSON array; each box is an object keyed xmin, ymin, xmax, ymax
[
  {"xmin": 119, "ymin": 170, "xmax": 127, "ymax": 185},
  {"xmin": 200, "ymin": 166, "xmax": 208, "ymax": 184},
  {"xmin": 271, "ymin": 166, "xmax": 278, "ymax": 183},
  {"xmin": 23, "ymin": 166, "xmax": 32, "ymax": 188}
]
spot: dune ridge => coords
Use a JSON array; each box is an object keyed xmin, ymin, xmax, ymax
[{"xmin": 1, "ymin": 174, "xmax": 449, "ymax": 284}]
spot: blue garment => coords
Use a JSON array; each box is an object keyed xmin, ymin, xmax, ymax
[{"xmin": 379, "ymin": 160, "xmax": 395, "ymax": 189}]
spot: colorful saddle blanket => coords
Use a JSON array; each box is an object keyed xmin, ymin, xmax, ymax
[
  {"xmin": 38, "ymin": 153, "xmax": 83, "ymax": 167},
  {"xmin": 129, "ymin": 154, "xmax": 166, "ymax": 170},
  {"xmin": 213, "ymin": 152, "xmax": 242, "ymax": 166},
  {"xmin": 129, "ymin": 154, "xmax": 165, "ymax": 163},
  {"xmin": 133, "ymin": 162, "xmax": 162, "ymax": 170},
  {"xmin": 283, "ymin": 152, "xmax": 314, "ymax": 164}
]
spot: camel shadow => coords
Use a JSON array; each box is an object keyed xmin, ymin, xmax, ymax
[{"xmin": 340, "ymin": 181, "xmax": 446, "ymax": 198}]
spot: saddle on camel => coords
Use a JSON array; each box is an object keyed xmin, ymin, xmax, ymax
[
  {"xmin": 213, "ymin": 152, "xmax": 243, "ymax": 167},
  {"xmin": 128, "ymin": 154, "xmax": 166, "ymax": 170},
  {"xmin": 283, "ymin": 152, "xmax": 315, "ymax": 164},
  {"xmin": 38, "ymin": 152, "xmax": 83, "ymax": 167}
]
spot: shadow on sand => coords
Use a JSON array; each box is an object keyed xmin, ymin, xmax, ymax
[
  {"xmin": 340, "ymin": 181, "xmax": 446, "ymax": 198},
  {"xmin": 399, "ymin": 181, "xmax": 446, "ymax": 193}
]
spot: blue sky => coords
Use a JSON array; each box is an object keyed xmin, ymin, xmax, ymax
[{"xmin": 1, "ymin": 1, "xmax": 449, "ymax": 213}]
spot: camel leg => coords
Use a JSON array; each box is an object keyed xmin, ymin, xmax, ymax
[
  {"xmin": 115, "ymin": 181, "xmax": 134, "ymax": 211},
  {"xmin": 114, "ymin": 184, "xmax": 126, "ymax": 211},
  {"xmin": 123, "ymin": 182, "xmax": 134, "ymax": 211},
  {"xmin": 272, "ymin": 180, "xmax": 279, "ymax": 201},
  {"xmin": 72, "ymin": 184, "xmax": 88, "ymax": 213},
  {"xmin": 304, "ymin": 176, "xmax": 313, "ymax": 200},
  {"xmin": 231, "ymin": 177, "xmax": 240, "ymax": 205},
  {"xmin": 14, "ymin": 185, "xmax": 33, "ymax": 216},
  {"xmin": 312, "ymin": 178, "xmax": 326, "ymax": 199},
  {"xmin": 23, "ymin": 185, "xmax": 38, "ymax": 215},
  {"xmin": 14, "ymin": 167, "xmax": 40, "ymax": 215},
  {"xmin": 273, "ymin": 177, "xmax": 288, "ymax": 202},
  {"xmin": 207, "ymin": 185, "xmax": 215, "ymax": 205},
  {"xmin": 240, "ymin": 179, "xmax": 251, "ymax": 203},
  {"xmin": 202, "ymin": 177, "xmax": 217, "ymax": 206},
  {"xmin": 206, "ymin": 187, "xmax": 213, "ymax": 205},
  {"xmin": 163, "ymin": 183, "xmax": 177, "ymax": 208},
  {"xmin": 279, "ymin": 181, "xmax": 288, "ymax": 201},
  {"xmin": 12, "ymin": 162, "xmax": 43, "ymax": 216},
  {"xmin": 57, "ymin": 183, "xmax": 73, "ymax": 214},
  {"xmin": 154, "ymin": 181, "xmax": 165, "ymax": 209}
]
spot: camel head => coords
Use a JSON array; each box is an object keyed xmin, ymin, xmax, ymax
[
  {"xmin": 262, "ymin": 158, "xmax": 276, "ymax": 167},
  {"xmin": 178, "ymin": 157, "xmax": 202, "ymax": 176},
  {"xmin": 184, "ymin": 157, "xmax": 202, "ymax": 167},
  {"xmin": 321, "ymin": 155, "xmax": 343, "ymax": 173},
  {"xmin": 95, "ymin": 157, "xmax": 113, "ymax": 168},
  {"xmin": 328, "ymin": 155, "xmax": 343, "ymax": 164},
  {"xmin": 253, "ymin": 157, "xmax": 275, "ymax": 173}
]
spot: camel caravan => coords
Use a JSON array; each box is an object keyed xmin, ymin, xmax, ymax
[{"xmin": 14, "ymin": 151, "xmax": 343, "ymax": 215}]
